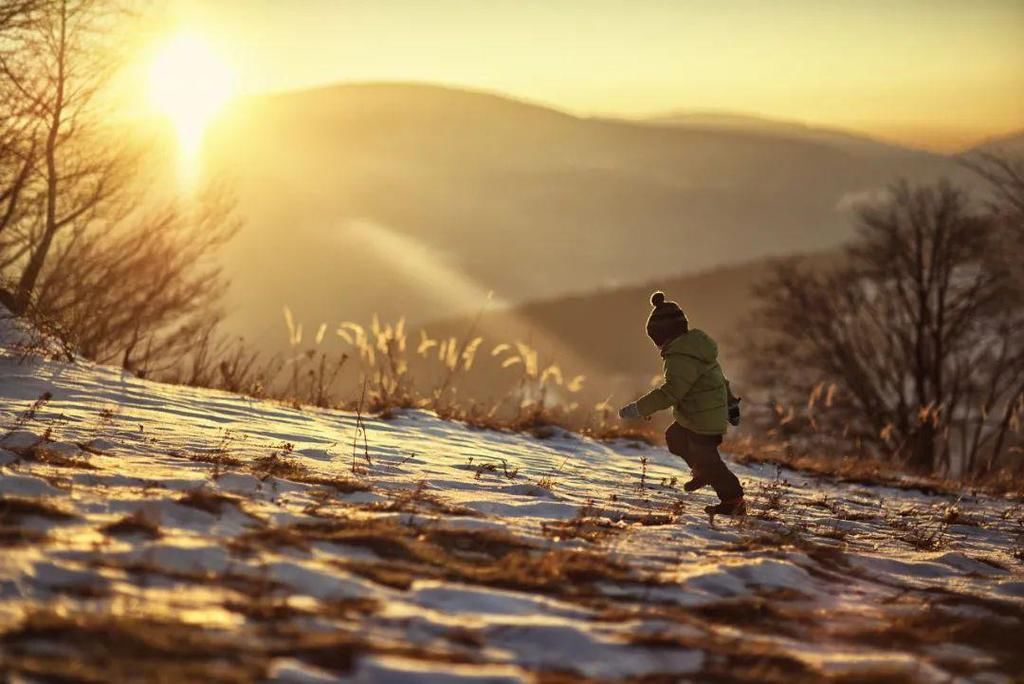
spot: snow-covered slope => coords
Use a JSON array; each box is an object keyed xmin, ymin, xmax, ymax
[{"xmin": 1, "ymin": 316, "xmax": 1022, "ymax": 682}]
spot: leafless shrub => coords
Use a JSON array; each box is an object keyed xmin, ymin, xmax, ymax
[{"xmin": 745, "ymin": 174, "xmax": 1024, "ymax": 478}]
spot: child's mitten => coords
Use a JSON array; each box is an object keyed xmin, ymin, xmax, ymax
[{"xmin": 618, "ymin": 403, "xmax": 641, "ymax": 419}]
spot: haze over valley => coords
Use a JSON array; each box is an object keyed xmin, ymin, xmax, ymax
[{"xmin": 202, "ymin": 82, "xmax": 984, "ymax": 351}]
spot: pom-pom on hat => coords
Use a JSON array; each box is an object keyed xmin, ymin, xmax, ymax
[{"xmin": 646, "ymin": 290, "xmax": 688, "ymax": 346}]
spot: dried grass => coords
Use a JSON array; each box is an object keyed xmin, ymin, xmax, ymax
[
  {"xmin": 727, "ymin": 434, "xmax": 1024, "ymax": 496},
  {"xmin": 177, "ymin": 488, "xmax": 242, "ymax": 515},
  {"xmin": 0, "ymin": 495, "xmax": 78, "ymax": 521},
  {"xmin": 0, "ymin": 610, "xmax": 267, "ymax": 683},
  {"xmin": 101, "ymin": 510, "xmax": 162, "ymax": 539}
]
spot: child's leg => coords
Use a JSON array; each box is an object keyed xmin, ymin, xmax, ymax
[
  {"xmin": 691, "ymin": 434, "xmax": 743, "ymax": 502},
  {"xmin": 666, "ymin": 424, "xmax": 742, "ymax": 501},
  {"xmin": 664, "ymin": 423, "xmax": 702, "ymax": 476}
]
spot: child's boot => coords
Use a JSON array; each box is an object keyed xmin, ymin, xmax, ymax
[
  {"xmin": 683, "ymin": 474, "xmax": 707, "ymax": 492},
  {"xmin": 704, "ymin": 497, "xmax": 746, "ymax": 517}
]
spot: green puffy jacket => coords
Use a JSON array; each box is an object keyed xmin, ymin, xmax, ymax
[{"xmin": 635, "ymin": 329, "xmax": 729, "ymax": 435}]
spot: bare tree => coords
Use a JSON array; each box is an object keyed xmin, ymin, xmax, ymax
[
  {"xmin": 960, "ymin": 154, "xmax": 1024, "ymax": 471},
  {"xmin": 32, "ymin": 186, "xmax": 239, "ymax": 372},
  {"xmin": 0, "ymin": 0, "xmax": 241, "ymax": 372},
  {"xmin": 0, "ymin": 0, "xmax": 127, "ymax": 314},
  {"xmin": 965, "ymin": 153, "xmax": 1024, "ymax": 215},
  {"xmin": 0, "ymin": 1, "xmax": 43, "ymax": 258},
  {"xmin": 0, "ymin": 2, "xmax": 42, "ymax": 30},
  {"xmin": 747, "ymin": 178, "xmax": 1024, "ymax": 475},
  {"xmin": 963, "ymin": 153, "xmax": 1024, "ymax": 293}
]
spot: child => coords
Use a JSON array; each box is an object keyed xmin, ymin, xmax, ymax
[{"xmin": 619, "ymin": 291, "xmax": 745, "ymax": 516}]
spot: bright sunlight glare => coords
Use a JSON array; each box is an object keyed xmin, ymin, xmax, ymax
[{"xmin": 147, "ymin": 33, "xmax": 236, "ymax": 183}]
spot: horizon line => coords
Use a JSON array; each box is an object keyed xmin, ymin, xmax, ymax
[{"xmin": 239, "ymin": 78, "xmax": 1022, "ymax": 154}]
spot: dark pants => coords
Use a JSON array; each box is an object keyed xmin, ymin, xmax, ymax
[{"xmin": 665, "ymin": 423, "xmax": 744, "ymax": 501}]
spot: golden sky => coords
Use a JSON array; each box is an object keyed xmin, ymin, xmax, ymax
[{"xmin": 160, "ymin": 0, "xmax": 1023, "ymax": 151}]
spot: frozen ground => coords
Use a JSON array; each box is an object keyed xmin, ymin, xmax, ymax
[{"xmin": 0, "ymin": 314, "xmax": 1022, "ymax": 683}]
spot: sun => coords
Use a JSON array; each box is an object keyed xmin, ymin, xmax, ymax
[{"xmin": 147, "ymin": 32, "xmax": 236, "ymax": 177}]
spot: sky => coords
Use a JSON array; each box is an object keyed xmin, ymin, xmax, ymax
[{"xmin": 157, "ymin": 0, "xmax": 1024, "ymax": 151}]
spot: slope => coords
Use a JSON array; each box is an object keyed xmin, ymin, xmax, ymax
[{"xmin": 1, "ymin": 309, "xmax": 1022, "ymax": 681}]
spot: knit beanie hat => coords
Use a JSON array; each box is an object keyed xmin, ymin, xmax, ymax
[{"xmin": 646, "ymin": 291, "xmax": 688, "ymax": 346}]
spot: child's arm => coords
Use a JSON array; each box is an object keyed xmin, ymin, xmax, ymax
[{"xmin": 626, "ymin": 357, "xmax": 702, "ymax": 418}]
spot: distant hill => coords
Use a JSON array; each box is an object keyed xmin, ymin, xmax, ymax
[
  {"xmin": 964, "ymin": 130, "xmax": 1024, "ymax": 156},
  {"xmin": 422, "ymin": 251, "xmax": 842, "ymax": 405},
  {"xmin": 641, "ymin": 111, "xmax": 911, "ymax": 157},
  {"xmin": 203, "ymin": 82, "xmax": 962, "ymax": 349}
]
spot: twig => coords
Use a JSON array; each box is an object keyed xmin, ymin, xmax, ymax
[{"xmin": 351, "ymin": 378, "xmax": 371, "ymax": 474}]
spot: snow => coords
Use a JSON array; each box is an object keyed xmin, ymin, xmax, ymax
[{"xmin": 0, "ymin": 315, "xmax": 1022, "ymax": 681}]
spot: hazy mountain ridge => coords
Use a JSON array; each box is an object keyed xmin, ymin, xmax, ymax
[
  {"xmin": 966, "ymin": 129, "xmax": 1024, "ymax": 155},
  {"xmin": 204, "ymin": 82, "xmax": 964, "ymax": 349},
  {"xmin": 423, "ymin": 251, "xmax": 841, "ymax": 404},
  {"xmin": 639, "ymin": 110, "xmax": 923, "ymax": 158}
]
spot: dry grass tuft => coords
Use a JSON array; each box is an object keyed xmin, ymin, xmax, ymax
[
  {"xmin": 467, "ymin": 457, "xmax": 520, "ymax": 480},
  {"xmin": 0, "ymin": 524, "xmax": 49, "ymax": 547},
  {"xmin": 541, "ymin": 500, "xmax": 623, "ymax": 544},
  {"xmin": 222, "ymin": 595, "xmax": 310, "ymax": 623},
  {"xmin": 841, "ymin": 600, "xmax": 1024, "ymax": 677},
  {"xmin": 186, "ymin": 435, "xmax": 370, "ymax": 494},
  {"xmin": 750, "ymin": 467, "xmax": 790, "ymax": 520},
  {"xmin": 368, "ymin": 480, "xmax": 476, "ymax": 517},
  {"xmin": 884, "ymin": 506, "xmax": 952, "ymax": 551},
  {"xmin": 101, "ymin": 510, "xmax": 162, "ymax": 539},
  {"xmin": 692, "ymin": 588, "xmax": 811, "ymax": 640},
  {"xmin": 899, "ymin": 520, "xmax": 950, "ymax": 551},
  {"xmin": 188, "ymin": 450, "xmax": 245, "ymax": 469},
  {"xmin": 0, "ymin": 495, "xmax": 78, "ymax": 521},
  {"xmin": 728, "ymin": 435, "xmax": 1024, "ymax": 497},
  {"xmin": 939, "ymin": 501, "xmax": 984, "ymax": 528},
  {"xmin": 0, "ymin": 610, "xmax": 268, "ymax": 683},
  {"xmin": 696, "ymin": 648, "xmax": 818, "ymax": 684},
  {"xmin": 252, "ymin": 443, "xmax": 307, "ymax": 480},
  {"xmin": 228, "ymin": 524, "xmax": 311, "ymax": 556},
  {"xmin": 177, "ymin": 488, "xmax": 241, "ymax": 515},
  {"xmin": 292, "ymin": 474, "xmax": 371, "ymax": 494},
  {"xmin": 20, "ymin": 442, "xmax": 97, "ymax": 470},
  {"xmin": 426, "ymin": 526, "xmax": 537, "ymax": 559},
  {"xmin": 582, "ymin": 421, "xmax": 660, "ymax": 447},
  {"xmin": 246, "ymin": 443, "xmax": 373, "ymax": 494},
  {"xmin": 292, "ymin": 515, "xmax": 652, "ymax": 598}
]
